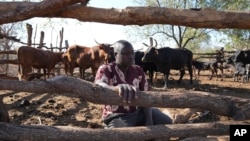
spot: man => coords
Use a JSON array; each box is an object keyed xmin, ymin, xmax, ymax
[{"xmin": 94, "ymin": 40, "xmax": 172, "ymax": 128}]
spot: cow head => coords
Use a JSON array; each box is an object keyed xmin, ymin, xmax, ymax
[
  {"xmin": 141, "ymin": 37, "xmax": 158, "ymax": 63},
  {"xmin": 95, "ymin": 40, "xmax": 114, "ymax": 64},
  {"xmin": 226, "ymin": 55, "xmax": 235, "ymax": 65}
]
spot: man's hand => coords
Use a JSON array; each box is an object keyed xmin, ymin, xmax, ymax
[
  {"xmin": 95, "ymin": 80, "xmax": 139, "ymax": 103},
  {"xmin": 117, "ymin": 84, "xmax": 139, "ymax": 103}
]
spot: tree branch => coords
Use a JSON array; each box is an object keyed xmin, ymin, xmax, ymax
[
  {"xmin": 0, "ymin": 121, "xmax": 248, "ymax": 141},
  {"xmin": 0, "ymin": 2, "xmax": 249, "ymax": 29},
  {"xmin": 0, "ymin": 0, "xmax": 84, "ymax": 24},
  {"xmin": 0, "ymin": 76, "xmax": 250, "ymax": 120}
]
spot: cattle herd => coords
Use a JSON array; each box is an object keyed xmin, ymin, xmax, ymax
[{"xmin": 16, "ymin": 38, "xmax": 250, "ymax": 88}]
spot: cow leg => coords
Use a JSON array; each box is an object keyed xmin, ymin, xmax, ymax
[
  {"xmin": 214, "ymin": 68, "xmax": 218, "ymax": 81},
  {"xmin": 187, "ymin": 66, "xmax": 193, "ymax": 84},
  {"xmin": 220, "ymin": 66, "xmax": 224, "ymax": 78},
  {"xmin": 234, "ymin": 72, "xmax": 238, "ymax": 82},
  {"xmin": 79, "ymin": 68, "xmax": 83, "ymax": 79},
  {"xmin": 177, "ymin": 69, "xmax": 185, "ymax": 84},
  {"xmin": 163, "ymin": 70, "xmax": 170, "ymax": 89},
  {"xmin": 148, "ymin": 70, "xmax": 154, "ymax": 84},
  {"xmin": 69, "ymin": 63, "xmax": 75, "ymax": 76},
  {"xmin": 43, "ymin": 68, "xmax": 47, "ymax": 80},
  {"xmin": 209, "ymin": 68, "xmax": 214, "ymax": 80},
  {"xmin": 91, "ymin": 67, "xmax": 98, "ymax": 80},
  {"xmin": 163, "ymin": 74, "xmax": 169, "ymax": 89}
]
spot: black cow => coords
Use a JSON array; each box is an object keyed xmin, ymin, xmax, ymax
[
  {"xmin": 234, "ymin": 50, "xmax": 250, "ymax": 64},
  {"xmin": 227, "ymin": 54, "xmax": 250, "ymax": 82},
  {"xmin": 142, "ymin": 47, "xmax": 193, "ymax": 89},
  {"xmin": 192, "ymin": 60, "xmax": 221, "ymax": 80},
  {"xmin": 134, "ymin": 51, "xmax": 157, "ymax": 83}
]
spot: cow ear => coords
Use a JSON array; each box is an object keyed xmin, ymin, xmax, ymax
[{"xmin": 154, "ymin": 50, "xmax": 159, "ymax": 55}]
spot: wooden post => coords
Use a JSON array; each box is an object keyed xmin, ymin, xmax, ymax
[
  {"xmin": 26, "ymin": 23, "xmax": 33, "ymax": 47},
  {"xmin": 38, "ymin": 31, "xmax": 45, "ymax": 49}
]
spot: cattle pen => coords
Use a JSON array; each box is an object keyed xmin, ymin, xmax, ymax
[{"xmin": 1, "ymin": 47, "xmax": 250, "ymax": 140}]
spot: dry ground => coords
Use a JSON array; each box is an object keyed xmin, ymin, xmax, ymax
[{"xmin": 1, "ymin": 68, "xmax": 250, "ymax": 129}]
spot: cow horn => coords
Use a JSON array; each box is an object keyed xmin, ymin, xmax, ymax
[
  {"xmin": 142, "ymin": 43, "xmax": 149, "ymax": 47},
  {"xmin": 134, "ymin": 48, "xmax": 143, "ymax": 52},
  {"xmin": 94, "ymin": 39, "xmax": 102, "ymax": 45},
  {"xmin": 150, "ymin": 37, "xmax": 153, "ymax": 46},
  {"xmin": 153, "ymin": 39, "xmax": 158, "ymax": 48}
]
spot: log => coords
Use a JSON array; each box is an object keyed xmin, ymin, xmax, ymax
[
  {"xmin": 0, "ymin": 59, "xmax": 18, "ymax": 65},
  {"xmin": 0, "ymin": 50, "xmax": 17, "ymax": 54},
  {"xmin": 0, "ymin": 76, "xmax": 250, "ymax": 120},
  {"xmin": 0, "ymin": 121, "xmax": 248, "ymax": 141},
  {"xmin": 0, "ymin": 0, "xmax": 84, "ymax": 24},
  {"xmin": 0, "ymin": 1, "xmax": 249, "ymax": 29}
]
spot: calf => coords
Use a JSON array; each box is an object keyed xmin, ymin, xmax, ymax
[
  {"xmin": 233, "ymin": 62, "xmax": 247, "ymax": 82},
  {"xmin": 192, "ymin": 60, "xmax": 221, "ymax": 80},
  {"xmin": 17, "ymin": 46, "xmax": 64, "ymax": 81},
  {"xmin": 142, "ymin": 44, "xmax": 193, "ymax": 89},
  {"xmin": 65, "ymin": 41, "xmax": 112, "ymax": 79}
]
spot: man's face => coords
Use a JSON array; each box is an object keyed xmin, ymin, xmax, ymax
[{"xmin": 115, "ymin": 45, "xmax": 134, "ymax": 67}]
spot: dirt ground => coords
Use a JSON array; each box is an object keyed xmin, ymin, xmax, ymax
[{"xmin": 1, "ymin": 68, "xmax": 250, "ymax": 129}]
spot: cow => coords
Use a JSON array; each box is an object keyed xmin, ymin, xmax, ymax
[
  {"xmin": 17, "ymin": 46, "xmax": 64, "ymax": 81},
  {"xmin": 227, "ymin": 54, "xmax": 250, "ymax": 83},
  {"xmin": 65, "ymin": 41, "xmax": 113, "ymax": 79},
  {"xmin": 141, "ymin": 38, "xmax": 193, "ymax": 89},
  {"xmin": 134, "ymin": 51, "xmax": 157, "ymax": 84},
  {"xmin": 192, "ymin": 60, "xmax": 222, "ymax": 80},
  {"xmin": 234, "ymin": 49, "xmax": 250, "ymax": 64},
  {"xmin": 233, "ymin": 62, "xmax": 247, "ymax": 82}
]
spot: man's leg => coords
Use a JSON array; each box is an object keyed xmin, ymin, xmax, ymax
[
  {"xmin": 152, "ymin": 108, "xmax": 173, "ymax": 125},
  {"xmin": 103, "ymin": 110, "xmax": 142, "ymax": 128}
]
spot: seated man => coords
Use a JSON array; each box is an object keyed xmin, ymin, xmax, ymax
[{"xmin": 94, "ymin": 40, "xmax": 172, "ymax": 128}]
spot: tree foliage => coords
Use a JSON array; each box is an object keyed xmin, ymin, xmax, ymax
[
  {"xmin": 127, "ymin": 0, "xmax": 250, "ymax": 51},
  {"xmin": 127, "ymin": 0, "xmax": 213, "ymax": 50},
  {"xmin": 199, "ymin": 0, "xmax": 250, "ymax": 49}
]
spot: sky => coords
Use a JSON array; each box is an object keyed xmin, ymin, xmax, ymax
[{"xmin": 24, "ymin": 0, "xmax": 139, "ymax": 50}]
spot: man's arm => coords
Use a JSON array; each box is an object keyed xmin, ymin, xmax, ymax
[{"xmin": 95, "ymin": 80, "xmax": 138, "ymax": 104}]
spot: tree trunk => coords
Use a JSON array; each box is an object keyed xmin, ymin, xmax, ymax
[
  {"xmin": 0, "ymin": 76, "xmax": 250, "ymax": 120},
  {"xmin": 0, "ymin": 1, "xmax": 249, "ymax": 29},
  {"xmin": 0, "ymin": 121, "xmax": 247, "ymax": 141}
]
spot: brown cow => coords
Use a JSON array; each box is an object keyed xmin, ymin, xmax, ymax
[
  {"xmin": 65, "ymin": 42, "xmax": 112, "ymax": 79},
  {"xmin": 17, "ymin": 46, "xmax": 64, "ymax": 81}
]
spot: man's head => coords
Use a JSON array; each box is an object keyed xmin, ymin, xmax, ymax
[{"xmin": 113, "ymin": 40, "xmax": 134, "ymax": 68}]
